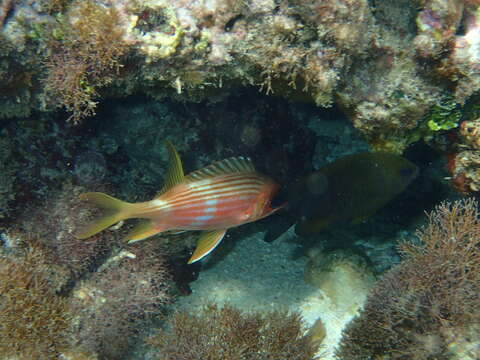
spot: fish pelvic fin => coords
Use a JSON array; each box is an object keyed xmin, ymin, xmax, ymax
[
  {"xmin": 188, "ymin": 229, "xmax": 227, "ymax": 264},
  {"xmin": 125, "ymin": 219, "xmax": 163, "ymax": 244},
  {"xmin": 76, "ymin": 192, "xmax": 134, "ymax": 239}
]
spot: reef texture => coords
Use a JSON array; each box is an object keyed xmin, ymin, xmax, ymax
[
  {"xmin": 1, "ymin": 0, "xmax": 480, "ymax": 156},
  {"xmin": 446, "ymin": 102, "xmax": 480, "ymax": 193},
  {"xmin": 336, "ymin": 198, "xmax": 480, "ymax": 360},
  {"xmin": 148, "ymin": 303, "xmax": 320, "ymax": 360},
  {"xmin": 0, "ymin": 181, "xmax": 172, "ymax": 359}
]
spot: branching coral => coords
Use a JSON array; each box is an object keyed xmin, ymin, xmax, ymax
[
  {"xmin": 148, "ymin": 303, "xmax": 319, "ymax": 360},
  {"xmin": 336, "ymin": 198, "xmax": 480, "ymax": 359}
]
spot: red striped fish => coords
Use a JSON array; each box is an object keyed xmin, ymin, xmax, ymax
[{"xmin": 76, "ymin": 141, "xmax": 284, "ymax": 263}]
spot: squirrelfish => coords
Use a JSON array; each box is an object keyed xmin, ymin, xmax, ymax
[{"xmin": 77, "ymin": 141, "xmax": 283, "ymax": 263}]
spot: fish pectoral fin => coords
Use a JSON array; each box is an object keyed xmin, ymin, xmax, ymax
[
  {"xmin": 188, "ymin": 229, "xmax": 227, "ymax": 264},
  {"xmin": 126, "ymin": 219, "xmax": 162, "ymax": 244}
]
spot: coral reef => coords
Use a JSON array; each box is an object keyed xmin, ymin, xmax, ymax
[
  {"xmin": 414, "ymin": 0, "xmax": 480, "ymax": 103},
  {"xmin": 70, "ymin": 240, "xmax": 171, "ymax": 359},
  {"xmin": 44, "ymin": 0, "xmax": 129, "ymax": 123},
  {"xmin": 148, "ymin": 303, "xmax": 320, "ymax": 360},
  {"xmin": 22, "ymin": 182, "xmax": 120, "ymax": 278},
  {"xmin": 442, "ymin": 99, "xmax": 480, "ymax": 193},
  {"xmin": 2, "ymin": 0, "xmax": 480, "ymax": 155},
  {"xmin": 336, "ymin": 198, "xmax": 480, "ymax": 359},
  {"xmin": 0, "ymin": 240, "xmax": 72, "ymax": 358},
  {"xmin": 0, "ymin": 229, "xmax": 166, "ymax": 360},
  {"xmin": 0, "ymin": 113, "xmax": 83, "ymax": 221}
]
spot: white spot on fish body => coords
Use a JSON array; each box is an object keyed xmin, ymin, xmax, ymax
[
  {"xmin": 190, "ymin": 214, "xmax": 215, "ymax": 227},
  {"xmin": 205, "ymin": 199, "xmax": 218, "ymax": 206},
  {"xmin": 195, "ymin": 215, "xmax": 214, "ymax": 222},
  {"xmin": 151, "ymin": 199, "xmax": 169, "ymax": 209}
]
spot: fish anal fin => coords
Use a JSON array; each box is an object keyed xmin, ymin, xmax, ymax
[
  {"xmin": 185, "ymin": 157, "xmax": 255, "ymax": 182},
  {"xmin": 188, "ymin": 229, "xmax": 227, "ymax": 264},
  {"xmin": 157, "ymin": 140, "xmax": 185, "ymax": 197},
  {"xmin": 126, "ymin": 219, "xmax": 163, "ymax": 243}
]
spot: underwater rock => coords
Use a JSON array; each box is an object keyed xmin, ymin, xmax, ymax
[
  {"xmin": 70, "ymin": 242, "xmax": 171, "ymax": 359},
  {"xmin": 444, "ymin": 324, "xmax": 480, "ymax": 360},
  {"xmin": 58, "ymin": 348, "xmax": 99, "ymax": 360},
  {"xmin": 447, "ymin": 149, "xmax": 480, "ymax": 193},
  {"xmin": 0, "ymin": 0, "xmax": 474, "ymax": 155},
  {"xmin": 304, "ymin": 247, "xmax": 376, "ymax": 314},
  {"xmin": 73, "ymin": 150, "xmax": 107, "ymax": 186}
]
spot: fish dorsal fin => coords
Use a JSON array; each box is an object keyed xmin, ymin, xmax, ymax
[
  {"xmin": 185, "ymin": 156, "xmax": 255, "ymax": 182},
  {"xmin": 157, "ymin": 141, "xmax": 185, "ymax": 197}
]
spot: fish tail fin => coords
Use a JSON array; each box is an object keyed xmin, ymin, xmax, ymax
[{"xmin": 76, "ymin": 192, "xmax": 134, "ymax": 239}]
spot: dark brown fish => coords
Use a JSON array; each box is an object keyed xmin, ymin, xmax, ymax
[{"xmin": 274, "ymin": 152, "xmax": 418, "ymax": 236}]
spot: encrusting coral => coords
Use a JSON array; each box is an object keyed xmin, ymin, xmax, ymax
[
  {"xmin": 148, "ymin": 303, "xmax": 320, "ymax": 360},
  {"xmin": 336, "ymin": 198, "xmax": 480, "ymax": 360}
]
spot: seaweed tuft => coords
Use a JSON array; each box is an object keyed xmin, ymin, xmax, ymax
[
  {"xmin": 148, "ymin": 303, "xmax": 320, "ymax": 360},
  {"xmin": 336, "ymin": 198, "xmax": 480, "ymax": 360},
  {"xmin": 0, "ymin": 242, "xmax": 72, "ymax": 358},
  {"xmin": 44, "ymin": 0, "xmax": 128, "ymax": 123}
]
